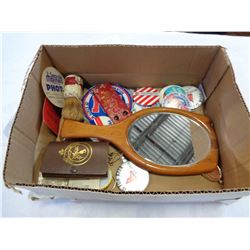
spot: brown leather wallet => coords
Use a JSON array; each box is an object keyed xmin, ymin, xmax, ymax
[{"xmin": 40, "ymin": 141, "xmax": 109, "ymax": 178}]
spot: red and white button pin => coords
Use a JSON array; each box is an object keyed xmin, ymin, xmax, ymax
[{"xmin": 132, "ymin": 87, "xmax": 160, "ymax": 107}]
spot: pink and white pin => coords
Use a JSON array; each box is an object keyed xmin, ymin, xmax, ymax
[{"xmin": 133, "ymin": 87, "xmax": 160, "ymax": 107}]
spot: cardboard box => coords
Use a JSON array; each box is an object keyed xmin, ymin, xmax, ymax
[{"xmin": 3, "ymin": 45, "xmax": 250, "ymax": 202}]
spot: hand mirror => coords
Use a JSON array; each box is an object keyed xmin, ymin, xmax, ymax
[{"xmin": 60, "ymin": 107, "xmax": 218, "ymax": 175}]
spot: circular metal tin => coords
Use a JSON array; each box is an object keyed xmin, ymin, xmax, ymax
[
  {"xmin": 182, "ymin": 86, "xmax": 204, "ymax": 110},
  {"xmin": 116, "ymin": 161, "xmax": 149, "ymax": 192}
]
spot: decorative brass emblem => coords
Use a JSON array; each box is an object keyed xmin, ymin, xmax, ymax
[{"xmin": 58, "ymin": 142, "xmax": 92, "ymax": 166}]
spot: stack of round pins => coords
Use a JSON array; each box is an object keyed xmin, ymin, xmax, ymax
[
  {"xmin": 159, "ymin": 84, "xmax": 204, "ymax": 111},
  {"xmin": 132, "ymin": 87, "xmax": 160, "ymax": 112}
]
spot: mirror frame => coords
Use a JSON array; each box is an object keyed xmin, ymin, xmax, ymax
[{"xmin": 60, "ymin": 107, "xmax": 218, "ymax": 175}]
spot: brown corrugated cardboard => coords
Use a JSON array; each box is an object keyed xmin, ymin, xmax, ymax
[
  {"xmin": 3, "ymin": 45, "xmax": 250, "ymax": 202},
  {"xmin": 205, "ymin": 68, "xmax": 250, "ymax": 188},
  {"xmin": 203, "ymin": 47, "xmax": 230, "ymax": 97},
  {"xmin": 44, "ymin": 45, "xmax": 218, "ymax": 87}
]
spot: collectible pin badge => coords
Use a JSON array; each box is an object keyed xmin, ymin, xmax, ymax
[
  {"xmin": 159, "ymin": 85, "xmax": 186, "ymax": 102},
  {"xmin": 41, "ymin": 66, "xmax": 65, "ymax": 108},
  {"xmin": 116, "ymin": 157, "xmax": 149, "ymax": 192},
  {"xmin": 160, "ymin": 85, "xmax": 190, "ymax": 110},
  {"xmin": 182, "ymin": 86, "xmax": 204, "ymax": 110},
  {"xmin": 133, "ymin": 87, "xmax": 160, "ymax": 107},
  {"xmin": 82, "ymin": 84, "xmax": 132, "ymax": 125},
  {"xmin": 161, "ymin": 92, "xmax": 190, "ymax": 110},
  {"xmin": 93, "ymin": 83, "xmax": 132, "ymax": 124}
]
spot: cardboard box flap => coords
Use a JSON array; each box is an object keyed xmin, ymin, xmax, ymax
[
  {"xmin": 4, "ymin": 47, "xmax": 54, "ymax": 185},
  {"xmin": 205, "ymin": 68, "xmax": 250, "ymax": 188}
]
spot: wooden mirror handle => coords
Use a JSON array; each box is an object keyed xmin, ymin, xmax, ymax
[{"xmin": 60, "ymin": 107, "xmax": 218, "ymax": 175}]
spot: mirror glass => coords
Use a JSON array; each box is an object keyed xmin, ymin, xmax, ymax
[{"xmin": 128, "ymin": 112, "xmax": 211, "ymax": 167}]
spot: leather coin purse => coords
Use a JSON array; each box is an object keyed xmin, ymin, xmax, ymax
[{"xmin": 40, "ymin": 141, "xmax": 109, "ymax": 178}]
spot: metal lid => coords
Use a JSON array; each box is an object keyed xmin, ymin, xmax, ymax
[{"xmin": 116, "ymin": 161, "xmax": 150, "ymax": 192}]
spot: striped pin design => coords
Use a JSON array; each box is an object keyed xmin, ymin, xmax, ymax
[{"xmin": 133, "ymin": 87, "xmax": 160, "ymax": 106}]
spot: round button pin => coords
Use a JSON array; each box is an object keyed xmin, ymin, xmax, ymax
[
  {"xmin": 161, "ymin": 93, "xmax": 190, "ymax": 111},
  {"xmin": 182, "ymin": 86, "xmax": 204, "ymax": 110},
  {"xmin": 116, "ymin": 160, "xmax": 149, "ymax": 192},
  {"xmin": 133, "ymin": 87, "xmax": 160, "ymax": 107},
  {"xmin": 41, "ymin": 67, "xmax": 65, "ymax": 108},
  {"xmin": 82, "ymin": 84, "xmax": 132, "ymax": 125},
  {"xmin": 159, "ymin": 85, "xmax": 186, "ymax": 103}
]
